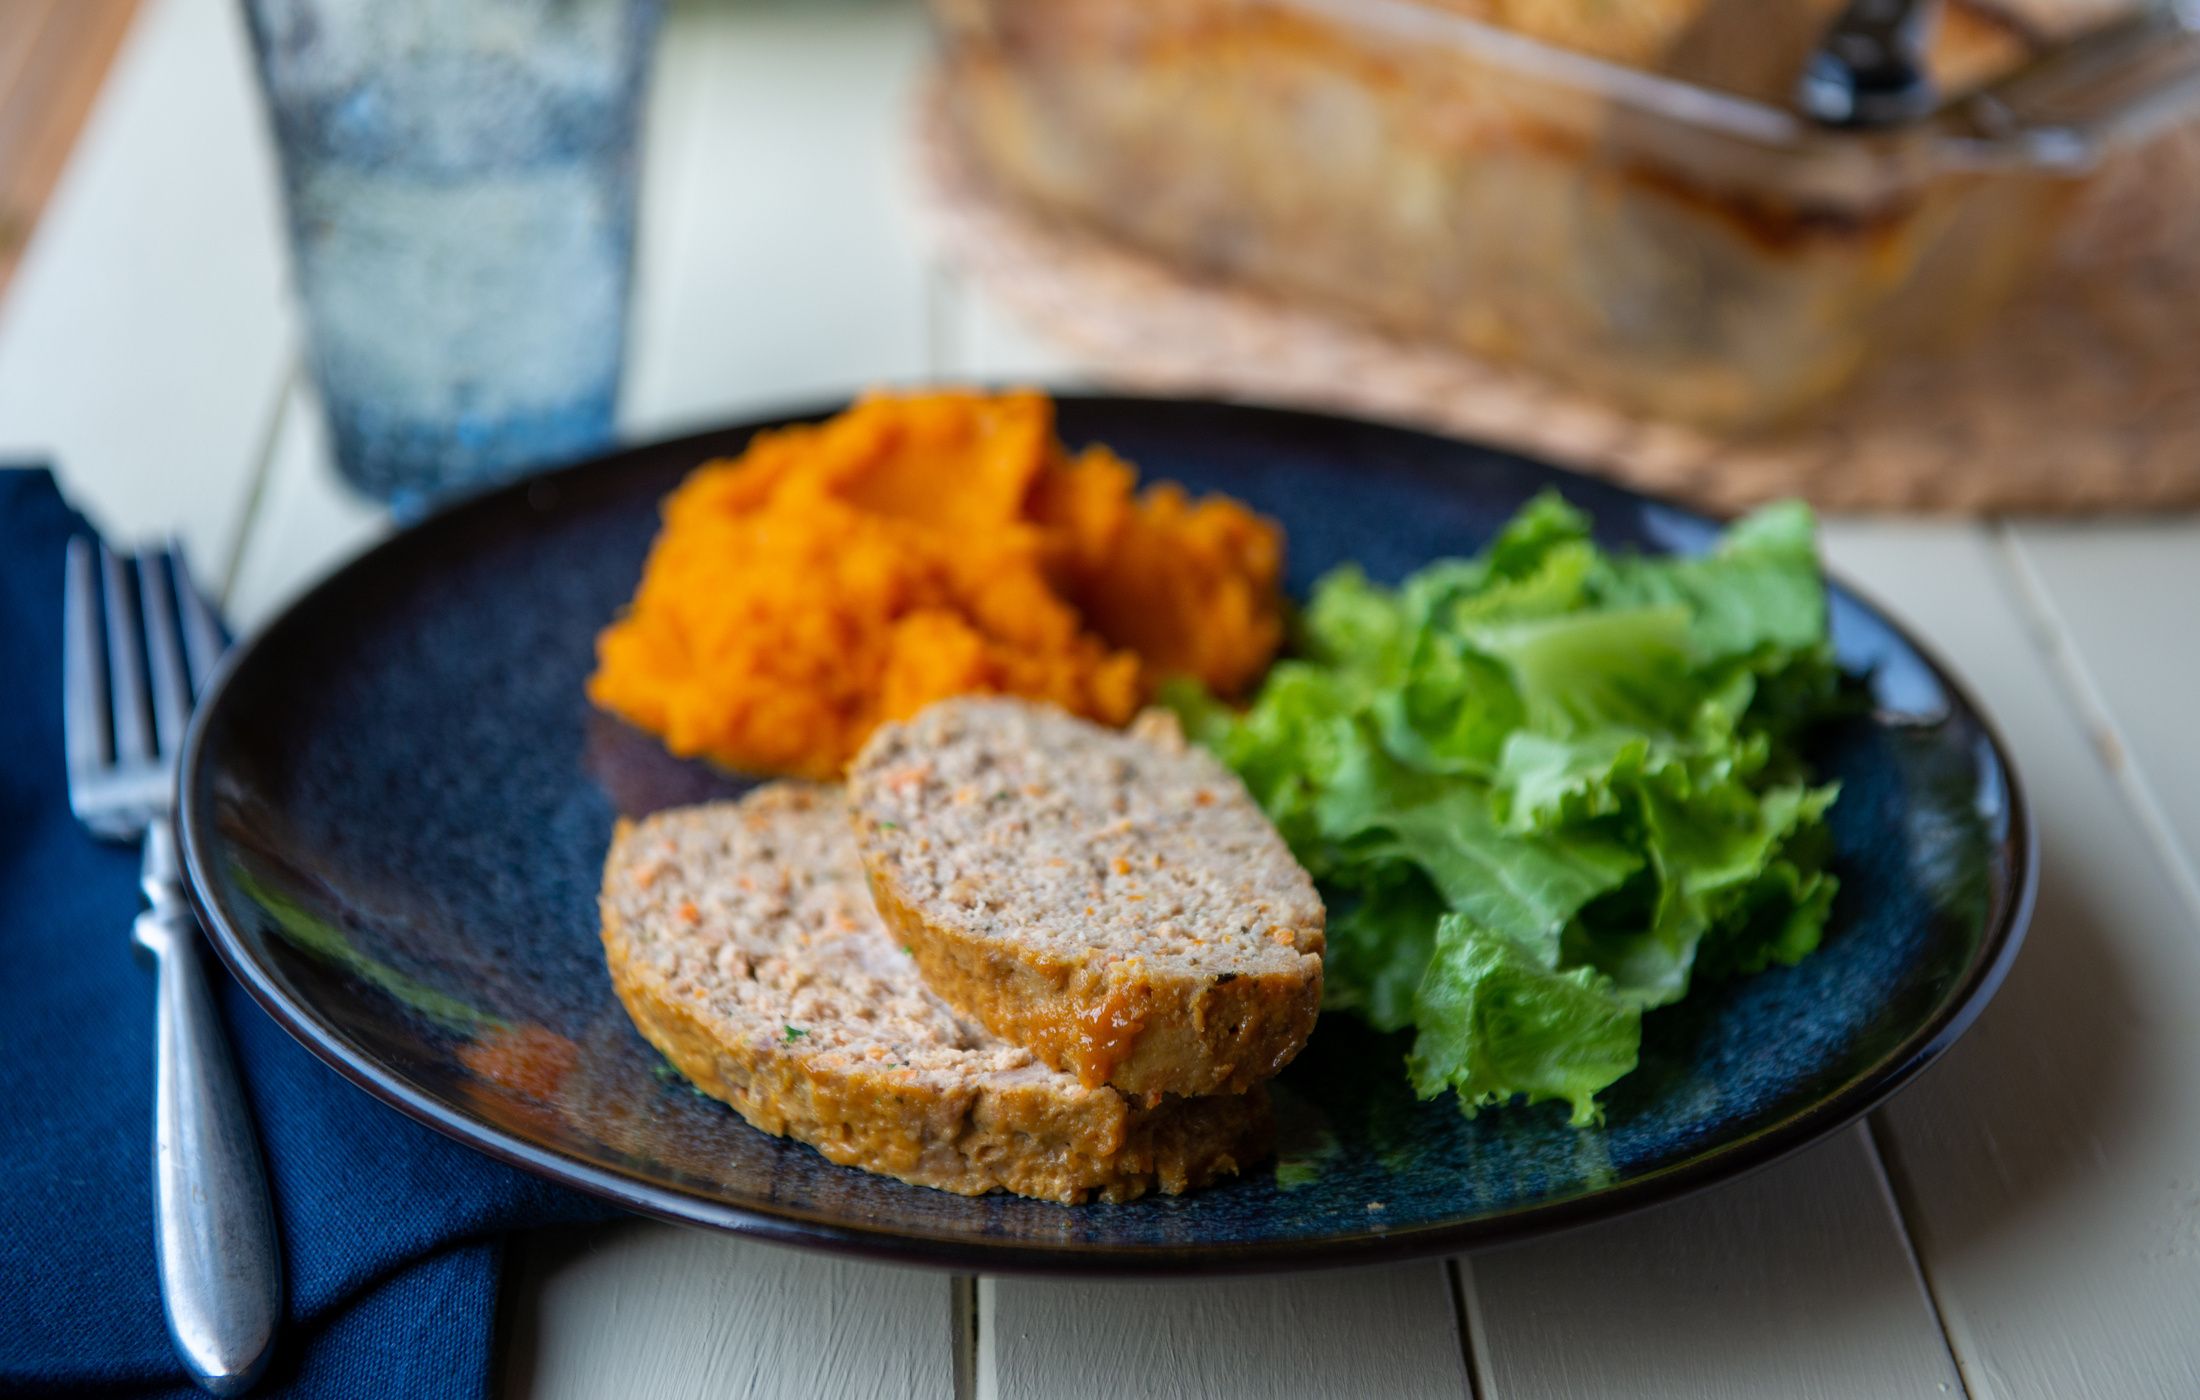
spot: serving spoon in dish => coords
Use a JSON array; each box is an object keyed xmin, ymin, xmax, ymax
[{"xmin": 1797, "ymin": 0, "xmax": 1943, "ymax": 127}]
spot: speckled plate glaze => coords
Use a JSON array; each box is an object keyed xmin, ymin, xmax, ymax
[{"xmin": 180, "ymin": 396, "xmax": 2033, "ymax": 1274}]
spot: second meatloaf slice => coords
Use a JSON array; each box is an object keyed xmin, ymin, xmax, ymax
[{"xmin": 849, "ymin": 697, "xmax": 1325, "ymax": 1103}]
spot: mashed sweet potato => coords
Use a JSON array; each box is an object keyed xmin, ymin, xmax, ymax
[{"xmin": 588, "ymin": 390, "xmax": 1284, "ymax": 779}]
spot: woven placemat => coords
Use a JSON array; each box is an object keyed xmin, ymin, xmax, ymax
[{"xmin": 913, "ymin": 81, "xmax": 2200, "ymax": 515}]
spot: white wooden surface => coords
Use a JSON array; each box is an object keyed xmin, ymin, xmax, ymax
[
  {"xmin": 976, "ymin": 1264, "xmax": 1468, "ymax": 1399},
  {"xmin": 502, "ymin": 1225, "xmax": 959, "ymax": 1400},
  {"xmin": 1460, "ymin": 1126, "xmax": 1963, "ymax": 1400},
  {"xmin": 1817, "ymin": 524, "xmax": 2200, "ymax": 1400},
  {"xmin": 12, "ymin": 1, "xmax": 2200, "ymax": 1397}
]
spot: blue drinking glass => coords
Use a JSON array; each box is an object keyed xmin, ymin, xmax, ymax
[{"xmin": 242, "ymin": 0, "xmax": 662, "ymax": 509}]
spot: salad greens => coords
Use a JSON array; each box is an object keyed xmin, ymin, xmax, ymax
[{"xmin": 1172, "ymin": 493, "xmax": 1844, "ymax": 1124}]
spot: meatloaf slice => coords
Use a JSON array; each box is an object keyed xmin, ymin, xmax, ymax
[
  {"xmin": 600, "ymin": 783, "xmax": 1270, "ymax": 1204},
  {"xmin": 848, "ymin": 697, "xmax": 1325, "ymax": 1104}
]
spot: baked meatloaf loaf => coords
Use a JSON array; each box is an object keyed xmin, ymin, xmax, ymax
[{"xmin": 600, "ymin": 782, "xmax": 1271, "ymax": 1203}]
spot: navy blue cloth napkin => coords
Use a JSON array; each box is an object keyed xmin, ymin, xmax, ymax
[{"xmin": 0, "ymin": 470, "xmax": 615, "ymax": 1398}]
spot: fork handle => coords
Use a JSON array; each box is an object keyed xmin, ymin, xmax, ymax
[{"xmin": 139, "ymin": 824, "xmax": 282, "ymax": 1395}]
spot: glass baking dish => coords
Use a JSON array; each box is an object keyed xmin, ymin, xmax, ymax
[{"xmin": 930, "ymin": 0, "xmax": 2200, "ymax": 428}]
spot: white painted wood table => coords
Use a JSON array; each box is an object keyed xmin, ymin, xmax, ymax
[{"xmin": 8, "ymin": 1, "xmax": 2200, "ymax": 1396}]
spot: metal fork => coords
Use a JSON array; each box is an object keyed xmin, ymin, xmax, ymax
[{"xmin": 65, "ymin": 540, "xmax": 281, "ymax": 1396}]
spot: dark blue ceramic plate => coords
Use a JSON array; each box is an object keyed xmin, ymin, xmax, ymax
[{"xmin": 180, "ymin": 397, "xmax": 2032, "ymax": 1274}]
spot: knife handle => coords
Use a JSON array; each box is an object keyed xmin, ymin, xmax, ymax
[{"xmin": 138, "ymin": 822, "xmax": 282, "ymax": 1395}]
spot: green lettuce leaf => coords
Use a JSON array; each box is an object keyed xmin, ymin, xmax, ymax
[
  {"xmin": 1177, "ymin": 492, "xmax": 1846, "ymax": 1123},
  {"xmin": 1592, "ymin": 501, "xmax": 1824, "ymax": 663},
  {"xmin": 1407, "ymin": 914, "xmax": 1641, "ymax": 1126},
  {"xmin": 1468, "ymin": 605, "xmax": 1696, "ymax": 737},
  {"xmin": 1311, "ymin": 721, "xmax": 1640, "ymax": 940}
]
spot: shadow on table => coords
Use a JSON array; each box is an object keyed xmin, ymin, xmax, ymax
[{"xmin": 495, "ymin": 1226, "xmax": 579, "ymax": 1399}]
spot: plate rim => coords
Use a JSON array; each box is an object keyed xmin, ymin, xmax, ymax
[{"xmin": 179, "ymin": 392, "xmax": 2037, "ymax": 1276}]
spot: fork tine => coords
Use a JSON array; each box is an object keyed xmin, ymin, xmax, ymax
[
  {"xmin": 98, "ymin": 543, "xmax": 155, "ymax": 766},
  {"xmin": 169, "ymin": 538, "xmax": 225, "ymax": 698},
  {"xmin": 62, "ymin": 538, "xmax": 110, "ymax": 784},
  {"xmin": 138, "ymin": 550, "xmax": 192, "ymax": 757}
]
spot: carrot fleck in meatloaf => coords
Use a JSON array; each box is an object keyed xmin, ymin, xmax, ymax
[
  {"xmin": 850, "ymin": 697, "xmax": 1325, "ymax": 1105},
  {"xmin": 600, "ymin": 783, "xmax": 1271, "ymax": 1203}
]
